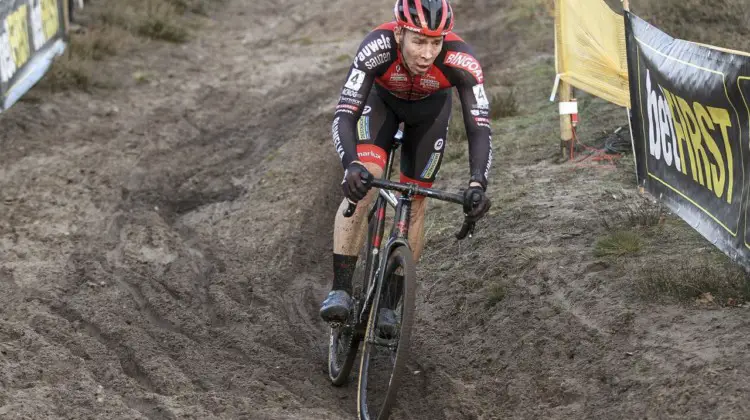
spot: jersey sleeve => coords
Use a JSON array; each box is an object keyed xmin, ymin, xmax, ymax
[
  {"xmin": 457, "ymin": 81, "xmax": 493, "ymax": 189},
  {"xmin": 440, "ymin": 38, "xmax": 493, "ymax": 189},
  {"xmin": 332, "ymin": 27, "xmax": 396, "ymax": 168}
]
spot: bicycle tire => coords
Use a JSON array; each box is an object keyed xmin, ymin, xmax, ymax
[
  {"xmin": 328, "ymin": 211, "xmax": 378, "ymax": 386},
  {"xmin": 357, "ymin": 245, "xmax": 416, "ymax": 420}
]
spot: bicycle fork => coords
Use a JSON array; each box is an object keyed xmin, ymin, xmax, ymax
[{"xmin": 358, "ymin": 194, "xmax": 412, "ymax": 326}]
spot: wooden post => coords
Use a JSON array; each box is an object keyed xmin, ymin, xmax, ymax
[
  {"xmin": 63, "ymin": 0, "xmax": 70, "ymax": 35},
  {"xmin": 559, "ymin": 81, "xmax": 573, "ymax": 159}
]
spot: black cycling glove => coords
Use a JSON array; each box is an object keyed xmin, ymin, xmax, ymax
[
  {"xmin": 341, "ymin": 162, "xmax": 373, "ymax": 202},
  {"xmin": 463, "ymin": 186, "xmax": 491, "ymax": 222}
]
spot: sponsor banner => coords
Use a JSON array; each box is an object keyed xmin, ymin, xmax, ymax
[
  {"xmin": 0, "ymin": 0, "xmax": 67, "ymax": 111},
  {"xmin": 626, "ymin": 12, "xmax": 750, "ymax": 267}
]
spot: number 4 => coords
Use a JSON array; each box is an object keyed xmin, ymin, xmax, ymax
[
  {"xmin": 473, "ymin": 84, "xmax": 489, "ymax": 108},
  {"xmin": 345, "ymin": 68, "xmax": 366, "ymax": 92}
]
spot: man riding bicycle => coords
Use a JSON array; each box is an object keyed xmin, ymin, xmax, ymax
[{"xmin": 320, "ymin": 0, "xmax": 493, "ymax": 331}]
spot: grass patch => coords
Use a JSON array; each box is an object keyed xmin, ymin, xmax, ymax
[
  {"xmin": 67, "ymin": 26, "xmax": 131, "ymax": 60},
  {"xmin": 594, "ymin": 231, "xmax": 642, "ymax": 257},
  {"xmin": 294, "ymin": 37, "xmax": 314, "ymax": 46},
  {"xmin": 635, "ymin": 258, "xmax": 750, "ymax": 306},
  {"xmin": 490, "ymin": 89, "xmax": 519, "ymax": 119},
  {"xmin": 624, "ymin": 201, "xmax": 664, "ymax": 228},
  {"xmin": 485, "ymin": 283, "xmax": 507, "ymax": 308},
  {"xmin": 516, "ymin": 246, "xmax": 544, "ymax": 269},
  {"xmin": 602, "ymin": 200, "xmax": 666, "ymax": 231},
  {"xmin": 135, "ymin": 1, "xmax": 190, "ymax": 43},
  {"xmin": 36, "ymin": 0, "xmax": 213, "ymax": 91},
  {"xmin": 39, "ymin": 59, "xmax": 99, "ymax": 92},
  {"xmin": 165, "ymin": 0, "xmax": 211, "ymax": 15},
  {"xmin": 632, "ymin": 0, "xmax": 750, "ymax": 51}
]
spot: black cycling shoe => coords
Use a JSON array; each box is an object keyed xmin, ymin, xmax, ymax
[
  {"xmin": 377, "ymin": 308, "xmax": 399, "ymax": 339},
  {"xmin": 320, "ymin": 290, "xmax": 353, "ymax": 323}
]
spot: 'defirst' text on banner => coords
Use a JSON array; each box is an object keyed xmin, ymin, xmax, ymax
[
  {"xmin": 625, "ymin": 11, "xmax": 750, "ymax": 267},
  {"xmin": 0, "ymin": 0, "xmax": 67, "ymax": 111}
]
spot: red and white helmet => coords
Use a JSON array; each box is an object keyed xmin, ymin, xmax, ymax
[{"xmin": 394, "ymin": 0, "xmax": 454, "ymax": 37}]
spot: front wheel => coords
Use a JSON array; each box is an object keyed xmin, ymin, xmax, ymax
[
  {"xmin": 328, "ymin": 209, "xmax": 379, "ymax": 386},
  {"xmin": 357, "ymin": 245, "xmax": 416, "ymax": 420}
]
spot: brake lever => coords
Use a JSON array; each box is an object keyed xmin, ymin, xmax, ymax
[
  {"xmin": 342, "ymin": 171, "xmax": 373, "ymax": 218},
  {"xmin": 455, "ymin": 219, "xmax": 476, "ymax": 240}
]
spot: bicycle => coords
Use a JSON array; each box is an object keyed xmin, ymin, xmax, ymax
[{"xmin": 326, "ymin": 130, "xmax": 480, "ymax": 420}]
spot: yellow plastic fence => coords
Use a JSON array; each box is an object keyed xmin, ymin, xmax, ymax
[{"xmin": 554, "ymin": 0, "xmax": 630, "ymax": 107}]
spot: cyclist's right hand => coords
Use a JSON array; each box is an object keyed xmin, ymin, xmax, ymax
[{"xmin": 341, "ymin": 161, "xmax": 373, "ymax": 202}]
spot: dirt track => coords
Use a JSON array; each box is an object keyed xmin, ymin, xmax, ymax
[{"xmin": 3, "ymin": 0, "xmax": 750, "ymax": 419}]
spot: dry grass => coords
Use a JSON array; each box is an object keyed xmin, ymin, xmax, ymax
[
  {"xmin": 165, "ymin": 0, "xmax": 212, "ymax": 15},
  {"xmin": 37, "ymin": 0, "xmax": 215, "ymax": 91},
  {"xmin": 38, "ymin": 59, "xmax": 97, "ymax": 92},
  {"xmin": 97, "ymin": 0, "xmax": 190, "ymax": 43},
  {"xmin": 594, "ymin": 231, "xmax": 642, "ymax": 257},
  {"xmin": 601, "ymin": 200, "xmax": 666, "ymax": 231},
  {"xmin": 635, "ymin": 257, "xmax": 750, "ymax": 305},
  {"xmin": 629, "ymin": 0, "xmax": 750, "ymax": 51},
  {"xmin": 36, "ymin": 26, "xmax": 133, "ymax": 91},
  {"xmin": 67, "ymin": 26, "xmax": 132, "ymax": 60},
  {"xmin": 490, "ymin": 89, "xmax": 519, "ymax": 119},
  {"xmin": 485, "ymin": 282, "xmax": 507, "ymax": 308},
  {"xmin": 515, "ymin": 246, "xmax": 551, "ymax": 269}
]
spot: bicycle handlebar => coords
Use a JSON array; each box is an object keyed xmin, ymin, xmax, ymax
[{"xmin": 342, "ymin": 178, "xmax": 477, "ymax": 240}]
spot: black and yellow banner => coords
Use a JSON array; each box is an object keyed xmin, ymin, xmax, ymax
[
  {"xmin": 626, "ymin": 12, "xmax": 750, "ymax": 266},
  {"xmin": 0, "ymin": 0, "xmax": 67, "ymax": 111}
]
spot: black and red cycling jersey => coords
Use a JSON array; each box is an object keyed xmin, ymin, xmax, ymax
[{"xmin": 332, "ymin": 21, "xmax": 492, "ymax": 188}]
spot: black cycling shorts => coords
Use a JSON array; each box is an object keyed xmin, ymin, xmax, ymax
[{"xmin": 355, "ymin": 85, "xmax": 451, "ymax": 192}]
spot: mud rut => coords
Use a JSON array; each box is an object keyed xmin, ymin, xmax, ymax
[{"xmin": 0, "ymin": 0, "xmax": 368, "ymax": 418}]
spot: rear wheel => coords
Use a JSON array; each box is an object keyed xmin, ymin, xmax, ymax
[
  {"xmin": 357, "ymin": 245, "xmax": 416, "ymax": 420},
  {"xmin": 328, "ymin": 208, "xmax": 379, "ymax": 386}
]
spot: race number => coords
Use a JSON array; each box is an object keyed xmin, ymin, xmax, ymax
[
  {"xmin": 473, "ymin": 84, "xmax": 489, "ymax": 108},
  {"xmin": 345, "ymin": 68, "xmax": 366, "ymax": 91}
]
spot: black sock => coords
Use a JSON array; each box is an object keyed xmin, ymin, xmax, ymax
[{"xmin": 332, "ymin": 254, "xmax": 358, "ymax": 295}]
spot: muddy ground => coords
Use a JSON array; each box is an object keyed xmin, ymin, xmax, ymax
[{"xmin": 2, "ymin": 0, "xmax": 750, "ymax": 419}]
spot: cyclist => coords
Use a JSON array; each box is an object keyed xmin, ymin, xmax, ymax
[{"xmin": 320, "ymin": 0, "xmax": 493, "ymax": 332}]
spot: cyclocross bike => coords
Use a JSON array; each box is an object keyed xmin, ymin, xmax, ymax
[{"xmin": 327, "ymin": 130, "xmax": 481, "ymax": 420}]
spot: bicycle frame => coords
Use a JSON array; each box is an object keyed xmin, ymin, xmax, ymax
[
  {"xmin": 357, "ymin": 142, "xmax": 412, "ymax": 326},
  {"xmin": 346, "ymin": 132, "xmax": 475, "ymax": 328}
]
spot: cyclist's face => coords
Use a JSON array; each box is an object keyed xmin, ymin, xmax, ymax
[{"xmin": 399, "ymin": 30, "xmax": 443, "ymax": 76}]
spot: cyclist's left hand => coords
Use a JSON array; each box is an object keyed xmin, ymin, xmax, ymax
[{"xmin": 463, "ymin": 185, "xmax": 491, "ymax": 222}]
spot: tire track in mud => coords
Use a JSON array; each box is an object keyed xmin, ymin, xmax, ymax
[
  {"xmin": 0, "ymin": 0, "xmax": 369, "ymax": 417},
  {"xmin": 0, "ymin": 0, "xmax": 556, "ymax": 418},
  {"xmin": 17, "ymin": 1, "xmax": 750, "ymax": 418}
]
